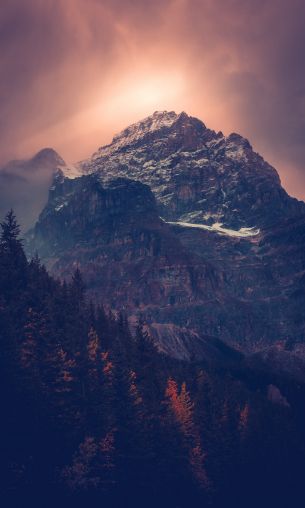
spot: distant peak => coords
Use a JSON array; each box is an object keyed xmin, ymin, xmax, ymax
[
  {"xmin": 31, "ymin": 148, "xmax": 80, "ymax": 179},
  {"xmin": 35, "ymin": 147, "xmax": 58, "ymax": 156},
  {"xmin": 32, "ymin": 148, "xmax": 65, "ymax": 166}
]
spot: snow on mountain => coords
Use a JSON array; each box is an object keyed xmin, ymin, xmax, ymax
[
  {"xmin": 164, "ymin": 219, "xmax": 260, "ymax": 238},
  {"xmin": 95, "ymin": 111, "xmax": 181, "ymax": 157},
  {"xmin": 27, "ymin": 111, "xmax": 305, "ymax": 357},
  {"xmin": 77, "ymin": 110, "xmax": 302, "ymax": 232}
]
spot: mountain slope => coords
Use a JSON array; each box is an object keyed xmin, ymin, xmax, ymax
[
  {"xmin": 27, "ymin": 111, "xmax": 305, "ymax": 357},
  {"xmin": 27, "ymin": 174, "xmax": 227, "ymax": 359}
]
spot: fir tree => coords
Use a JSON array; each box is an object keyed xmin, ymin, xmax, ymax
[{"xmin": 0, "ymin": 210, "xmax": 27, "ymax": 302}]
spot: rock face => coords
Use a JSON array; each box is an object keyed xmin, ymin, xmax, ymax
[
  {"xmin": 27, "ymin": 111, "xmax": 305, "ymax": 359},
  {"xmin": 28, "ymin": 175, "xmax": 226, "ymax": 358}
]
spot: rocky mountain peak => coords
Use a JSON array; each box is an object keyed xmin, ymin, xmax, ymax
[
  {"xmin": 113, "ymin": 110, "xmax": 181, "ymax": 140},
  {"xmin": 26, "ymin": 110, "xmax": 305, "ymax": 359},
  {"xmin": 92, "ymin": 110, "xmax": 210, "ymax": 159},
  {"xmin": 79, "ymin": 111, "xmax": 303, "ymax": 230},
  {"xmin": 111, "ymin": 110, "xmax": 185, "ymax": 142}
]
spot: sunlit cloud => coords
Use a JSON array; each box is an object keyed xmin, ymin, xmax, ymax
[
  {"xmin": 102, "ymin": 71, "xmax": 186, "ymax": 125},
  {"xmin": 0, "ymin": 0, "xmax": 304, "ymax": 199}
]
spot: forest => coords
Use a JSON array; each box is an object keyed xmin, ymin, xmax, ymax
[{"xmin": 1, "ymin": 210, "xmax": 305, "ymax": 507}]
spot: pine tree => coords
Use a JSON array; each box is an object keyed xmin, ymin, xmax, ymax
[
  {"xmin": 0, "ymin": 210, "xmax": 27, "ymax": 303},
  {"xmin": 239, "ymin": 402, "xmax": 250, "ymax": 441},
  {"xmin": 42, "ymin": 323, "xmax": 82, "ymax": 431},
  {"xmin": 135, "ymin": 318, "xmax": 156, "ymax": 365},
  {"xmin": 62, "ymin": 436, "xmax": 100, "ymax": 491},
  {"xmin": 86, "ymin": 327, "xmax": 105, "ymax": 435},
  {"xmin": 20, "ymin": 307, "xmax": 46, "ymax": 377},
  {"xmin": 87, "ymin": 327, "xmax": 100, "ymax": 364},
  {"xmin": 0, "ymin": 210, "xmax": 22, "ymax": 250},
  {"xmin": 98, "ymin": 429, "xmax": 116, "ymax": 492},
  {"xmin": 70, "ymin": 268, "xmax": 85, "ymax": 311}
]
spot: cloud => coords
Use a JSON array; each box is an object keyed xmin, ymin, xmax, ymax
[
  {"xmin": 0, "ymin": 0, "xmax": 304, "ymax": 198},
  {"xmin": 0, "ymin": 149, "xmax": 62, "ymax": 231}
]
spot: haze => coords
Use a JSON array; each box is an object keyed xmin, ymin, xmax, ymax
[{"xmin": 1, "ymin": 0, "xmax": 305, "ymax": 199}]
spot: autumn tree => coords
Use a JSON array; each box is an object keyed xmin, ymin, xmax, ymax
[{"xmin": 165, "ymin": 378, "xmax": 209, "ymax": 490}]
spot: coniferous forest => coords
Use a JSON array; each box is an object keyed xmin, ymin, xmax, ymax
[{"xmin": 1, "ymin": 210, "xmax": 305, "ymax": 507}]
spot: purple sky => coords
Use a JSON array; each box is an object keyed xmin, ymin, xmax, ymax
[{"xmin": 1, "ymin": 0, "xmax": 305, "ymax": 199}]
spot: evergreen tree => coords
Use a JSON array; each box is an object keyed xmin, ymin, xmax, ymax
[
  {"xmin": 0, "ymin": 210, "xmax": 27, "ymax": 303},
  {"xmin": 0, "ymin": 210, "xmax": 304, "ymax": 506}
]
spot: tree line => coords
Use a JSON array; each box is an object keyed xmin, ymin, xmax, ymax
[{"xmin": 0, "ymin": 210, "xmax": 304, "ymax": 507}]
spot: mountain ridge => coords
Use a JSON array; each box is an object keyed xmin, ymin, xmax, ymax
[{"xmin": 78, "ymin": 110, "xmax": 304, "ymax": 230}]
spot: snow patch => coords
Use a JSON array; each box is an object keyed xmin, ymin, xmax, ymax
[
  {"xmin": 61, "ymin": 163, "xmax": 82, "ymax": 179},
  {"xmin": 225, "ymin": 139, "xmax": 248, "ymax": 162},
  {"xmin": 55, "ymin": 201, "xmax": 68, "ymax": 212},
  {"xmin": 164, "ymin": 219, "xmax": 260, "ymax": 238}
]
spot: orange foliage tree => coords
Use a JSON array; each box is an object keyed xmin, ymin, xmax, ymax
[{"xmin": 165, "ymin": 378, "xmax": 210, "ymax": 490}]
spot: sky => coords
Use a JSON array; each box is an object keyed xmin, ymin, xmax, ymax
[{"xmin": 0, "ymin": 0, "xmax": 305, "ymax": 199}]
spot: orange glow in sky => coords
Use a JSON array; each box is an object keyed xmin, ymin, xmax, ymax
[{"xmin": 1, "ymin": 0, "xmax": 305, "ymax": 200}]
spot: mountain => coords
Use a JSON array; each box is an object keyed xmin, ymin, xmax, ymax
[
  {"xmin": 80, "ymin": 111, "xmax": 303, "ymax": 229},
  {"xmin": 26, "ymin": 111, "xmax": 305, "ymax": 358},
  {"xmin": 0, "ymin": 148, "xmax": 77, "ymax": 230}
]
